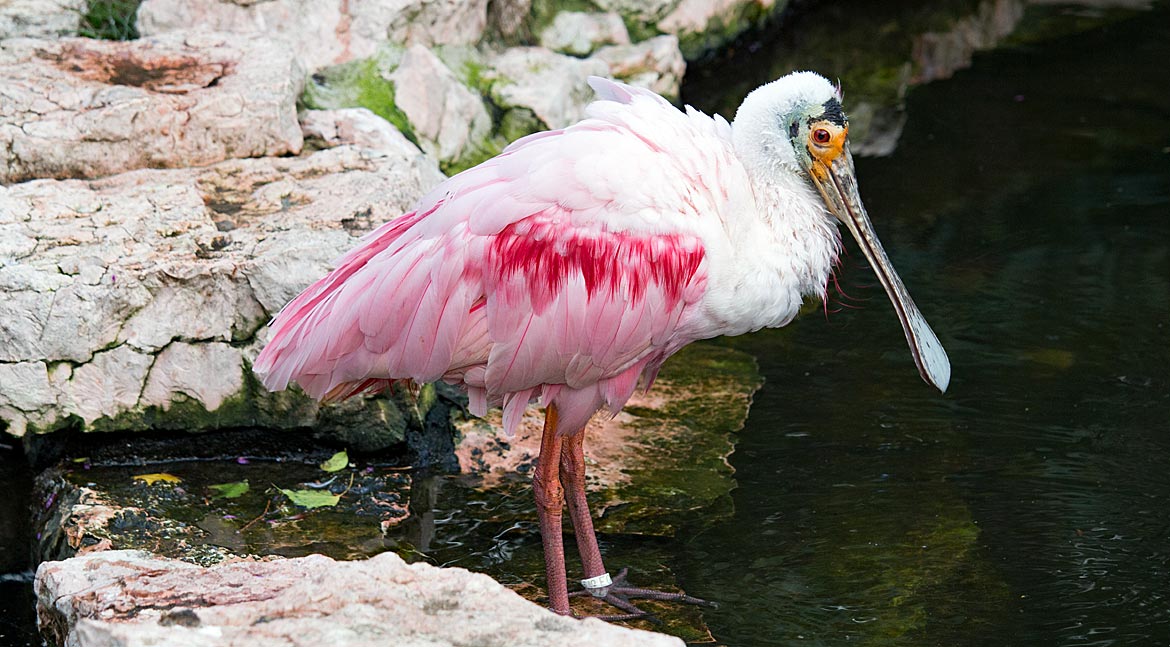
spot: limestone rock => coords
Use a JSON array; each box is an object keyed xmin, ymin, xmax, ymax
[
  {"xmin": 299, "ymin": 108, "xmax": 425, "ymax": 159},
  {"xmin": 0, "ymin": 31, "xmax": 304, "ymax": 184},
  {"xmin": 590, "ymin": 0, "xmax": 780, "ymax": 58},
  {"xmin": 657, "ymin": 0, "xmax": 777, "ymax": 57},
  {"xmin": 36, "ymin": 550, "xmax": 684, "ymax": 647},
  {"xmin": 594, "ymin": 35, "xmax": 686, "ymax": 100},
  {"xmin": 137, "ymin": 0, "xmax": 490, "ymax": 73},
  {"xmin": 591, "ymin": 0, "xmax": 677, "ymax": 24},
  {"xmin": 539, "ymin": 11, "xmax": 630, "ymax": 57},
  {"xmin": 487, "ymin": 47, "xmax": 609, "ymax": 129},
  {"xmin": 0, "ymin": 144, "xmax": 442, "ymax": 437},
  {"xmin": 0, "ymin": 0, "xmax": 85, "ymax": 39},
  {"xmin": 486, "ymin": 0, "xmax": 533, "ymax": 40},
  {"xmin": 388, "ymin": 45, "xmax": 493, "ymax": 167}
]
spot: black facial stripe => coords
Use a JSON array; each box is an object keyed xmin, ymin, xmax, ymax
[
  {"xmin": 814, "ymin": 98, "xmax": 847, "ymax": 127},
  {"xmin": 788, "ymin": 120, "xmax": 799, "ymax": 140}
]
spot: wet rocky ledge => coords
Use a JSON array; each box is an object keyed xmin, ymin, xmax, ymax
[{"xmin": 30, "ymin": 343, "xmax": 760, "ymax": 645}]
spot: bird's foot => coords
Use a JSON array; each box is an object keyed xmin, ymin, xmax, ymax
[{"xmin": 567, "ymin": 568, "xmax": 715, "ymax": 621}]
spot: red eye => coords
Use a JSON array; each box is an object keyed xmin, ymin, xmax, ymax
[{"xmin": 813, "ymin": 128, "xmax": 831, "ymax": 144}]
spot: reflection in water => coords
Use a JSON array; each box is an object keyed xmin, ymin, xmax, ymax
[{"xmin": 682, "ymin": 1, "xmax": 1170, "ymax": 645}]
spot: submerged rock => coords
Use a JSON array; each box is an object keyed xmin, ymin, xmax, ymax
[
  {"xmin": 456, "ymin": 343, "xmax": 762, "ymax": 536},
  {"xmin": 0, "ymin": 31, "xmax": 304, "ymax": 184},
  {"xmin": 36, "ymin": 550, "xmax": 684, "ymax": 647}
]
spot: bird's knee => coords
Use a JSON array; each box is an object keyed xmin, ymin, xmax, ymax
[{"xmin": 532, "ymin": 475, "xmax": 564, "ymax": 512}]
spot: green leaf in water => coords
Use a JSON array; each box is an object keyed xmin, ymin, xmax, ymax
[
  {"xmin": 132, "ymin": 472, "xmax": 181, "ymax": 485},
  {"xmin": 279, "ymin": 488, "xmax": 341, "ymax": 509},
  {"xmin": 209, "ymin": 481, "xmax": 250, "ymax": 499},
  {"xmin": 320, "ymin": 450, "xmax": 349, "ymax": 473}
]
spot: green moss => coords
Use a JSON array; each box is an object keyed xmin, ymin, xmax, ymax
[
  {"xmin": 678, "ymin": 0, "xmax": 787, "ymax": 60},
  {"xmin": 439, "ymin": 135, "xmax": 504, "ymax": 176},
  {"xmin": 497, "ymin": 107, "xmax": 543, "ymax": 143},
  {"xmin": 800, "ymin": 487, "xmax": 1011, "ymax": 644},
  {"xmin": 302, "ymin": 55, "xmax": 418, "ymax": 147},
  {"xmin": 523, "ymin": 0, "xmax": 603, "ymax": 43},
  {"xmin": 593, "ymin": 343, "xmax": 762, "ymax": 535},
  {"xmin": 77, "ymin": 0, "xmax": 142, "ymax": 40}
]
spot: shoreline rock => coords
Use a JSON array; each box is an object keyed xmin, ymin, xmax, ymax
[
  {"xmin": 0, "ymin": 31, "xmax": 305, "ymax": 184},
  {"xmin": 1, "ymin": 144, "xmax": 443, "ymax": 441},
  {"xmin": 36, "ymin": 550, "xmax": 685, "ymax": 647}
]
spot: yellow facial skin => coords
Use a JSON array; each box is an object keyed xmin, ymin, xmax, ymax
[{"xmin": 805, "ymin": 120, "xmax": 849, "ymax": 181}]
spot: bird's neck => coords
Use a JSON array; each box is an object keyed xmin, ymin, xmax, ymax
[
  {"xmin": 688, "ymin": 170, "xmax": 841, "ymax": 340},
  {"xmin": 755, "ymin": 169, "xmax": 842, "ymax": 297}
]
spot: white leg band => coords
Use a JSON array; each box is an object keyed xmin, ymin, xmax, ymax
[{"xmin": 580, "ymin": 572, "xmax": 613, "ymax": 590}]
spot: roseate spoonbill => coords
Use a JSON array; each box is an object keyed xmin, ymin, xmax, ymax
[{"xmin": 254, "ymin": 71, "xmax": 950, "ymax": 617}]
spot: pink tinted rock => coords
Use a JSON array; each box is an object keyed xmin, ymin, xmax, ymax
[
  {"xmin": 36, "ymin": 550, "xmax": 685, "ymax": 647},
  {"xmin": 0, "ymin": 31, "xmax": 304, "ymax": 184}
]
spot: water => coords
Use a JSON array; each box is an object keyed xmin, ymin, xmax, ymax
[
  {"xmin": 5, "ymin": 3, "xmax": 1168, "ymax": 645},
  {"xmin": 674, "ymin": 2, "xmax": 1170, "ymax": 644},
  {"xmin": 0, "ymin": 442, "xmax": 37, "ymax": 647}
]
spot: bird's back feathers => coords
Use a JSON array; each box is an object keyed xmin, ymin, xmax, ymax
[{"xmin": 254, "ymin": 79, "xmax": 746, "ymax": 435}]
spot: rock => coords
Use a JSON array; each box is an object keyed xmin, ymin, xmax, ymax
[
  {"xmin": 487, "ymin": 47, "xmax": 609, "ymax": 130},
  {"xmin": 455, "ymin": 343, "xmax": 762, "ymax": 535},
  {"xmin": 299, "ymin": 108, "xmax": 424, "ymax": 159},
  {"xmin": 36, "ymin": 550, "xmax": 684, "ymax": 647},
  {"xmin": 388, "ymin": 45, "xmax": 494, "ymax": 168},
  {"xmin": 588, "ymin": 0, "xmax": 780, "ymax": 59},
  {"xmin": 302, "ymin": 45, "xmax": 498, "ymax": 172},
  {"xmin": 30, "ymin": 455, "xmax": 416, "ymax": 565},
  {"xmin": 594, "ymin": 35, "xmax": 686, "ymax": 100},
  {"xmin": 539, "ymin": 11, "xmax": 630, "ymax": 56},
  {"xmin": 0, "ymin": 32, "xmax": 304, "ymax": 184},
  {"xmin": 0, "ymin": 144, "xmax": 443, "ymax": 438},
  {"xmin": 0, "ymin": 0, "xmax": 85, "ymax": 39},
  {"xmin": 591, "ymin": 0, "xmax": 677, "ymax": 25},
  {"xmin": 486, "ymin": 0, "xmax": 533, "ymax": 41},
  {"xmin": 657, "ymin": 0, "xmax": 778, "ymax": 58},
  {"xmin": 137, "ymin": 0, "xmax": 491, "ymax": 73}
]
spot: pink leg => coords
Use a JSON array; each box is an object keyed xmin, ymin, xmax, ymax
[
  {"xmin": 559, "ymin": 431, "xmax": 609, "ymax": 590},
  {"xmin": 533, "ymin": 405, "xmax": 570, "ymax": 615},
  {"xmin": 559, "ymin": 428, "xmax": 714, "ymax": 619}
]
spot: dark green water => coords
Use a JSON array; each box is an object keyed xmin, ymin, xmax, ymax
[{"xmin": 678, "ymin": 2, "xmax": 1170, "ymax": 645}]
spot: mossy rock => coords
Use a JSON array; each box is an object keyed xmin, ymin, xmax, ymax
[
  {"xmin": 594, "ymin": 343, "xmax": 762, "ymax": 535},
  {"xmin": 302, "ymin": 52, "xmax": 417, "ymax": 146}
]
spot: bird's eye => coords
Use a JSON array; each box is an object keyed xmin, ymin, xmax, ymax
[{"xmin": 812, "ymin": 128, "xmax": 831, "ymax": 144}]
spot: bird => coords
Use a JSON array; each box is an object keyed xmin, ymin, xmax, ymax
[{"xmin": 253, "ymin": 71, "xmax": 951, "ymax": 618}]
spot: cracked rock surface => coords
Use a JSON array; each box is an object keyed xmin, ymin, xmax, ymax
[
  {"xmin": 0, "ymin": 31, "xmax": 305, "ymax": 184},
  {"xmin": 36, "ymin": 550, "xmax": 685, "ymax": 647},
  {"xmin": 0, "ymin": 0, "xmax": 86, "ymax": 39},
  {"xmin": 137, "ymin": 0, "xmax": 491, "ymax": 73},
  {"xmin": 0, "ymin": 144, "xmax": 444, "ymax": 436}
]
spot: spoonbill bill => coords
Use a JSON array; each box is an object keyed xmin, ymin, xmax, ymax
[{"xmin": 254, "ymin": 71, "xmax": 950, "ymax": 617}]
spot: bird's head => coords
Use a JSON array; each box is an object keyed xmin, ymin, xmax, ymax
[{"xmin": 733, "ymin": 72, "xmax": 951, "ymax": 393}]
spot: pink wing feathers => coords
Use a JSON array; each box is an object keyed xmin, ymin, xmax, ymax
[{"xmin": 254, "ymin": 78, "xmax": 738, "ymax": 435}]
